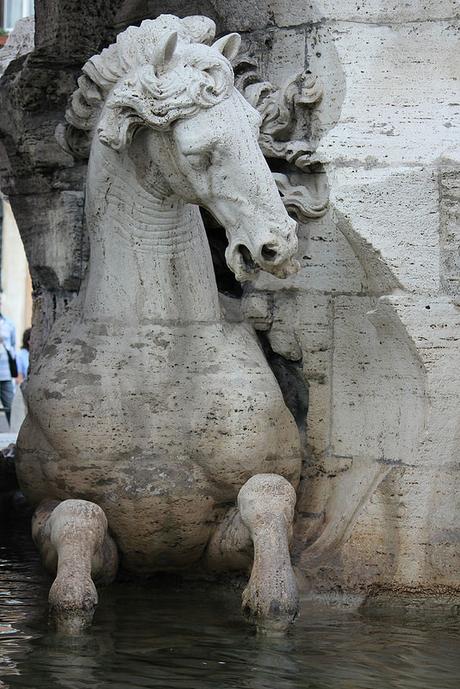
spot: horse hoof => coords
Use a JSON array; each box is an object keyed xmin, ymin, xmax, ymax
[
  {"xmin": 241, "ymin": 572, "xmax": 299, "ymax": 633},
  {"xmin": 49, "ymin": 574, "xmax": 97, "ymax": 635}
]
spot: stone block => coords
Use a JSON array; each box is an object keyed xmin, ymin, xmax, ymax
[
  {"xmin": 241, "ymin": 28, "xmax": 306, "ymax": 87},
  {"xmin": 267, "ymin": 327, "xmax": 303, "ymax": 360},
  {"xmin": 119, "ymin": 1, "xmax": 460, "ymax": 32},
  {"xmin": 299, "ymin": 453, "xmax": 391, "ymax": 580},
  {"xmin": 343, "ymin": 462, "xmax": 460, "ymax": 590},
  {"xmin": 301, "ymin": 212, "xmax": 367, "ymax": 295},
  {"xmin": 331, "ymin": 295, "xmax": 426, "ymax": 460},
  {"xmin": 268, "ymin": 0, "xmax": 459, "ymax": 26},
  {"xmin": 305, "ymin": 379, "xmax": 331, "ymax": 456},
  {"xmin": 271, "ymin": 292, "xmax": 332, "ymax": 376},
  {"xmin": 241, "ymin": 289, "xmax": 272, "ymax": 331},
  {"xmin": 375, "ymin": 295, "xmax": 460, "ymax": 466},
  {"xmin": 439, "ymin": 160, "xmax": 460, "ymax": 298},
  {"xmin": 311, "ymin": 21, "xmax": 459, "ymax": 165},
  {"xmin": 330, "ymin": 167, "xmax": 440, "ymax": 294}
]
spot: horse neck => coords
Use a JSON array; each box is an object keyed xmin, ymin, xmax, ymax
[{"xmin": 83, "ymin": 139, "xmax": 220, "ymax": 325}]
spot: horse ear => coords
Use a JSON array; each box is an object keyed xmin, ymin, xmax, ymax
[
  {"xmin": 156, "ymin": 31, "xmax": 178, "ymax": 68},
  {"xmin": 212, "ymin": 33, "xmax": 241, "ymax": 60}
]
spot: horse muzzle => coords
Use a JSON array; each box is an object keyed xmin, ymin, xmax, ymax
[{"xmin": 226, "ymin": 229, "xmax": 300, "ymax": 282}]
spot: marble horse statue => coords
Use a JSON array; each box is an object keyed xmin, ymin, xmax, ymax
[{"xmin": 16, "ymin": 15, "xmax": 302, "ymax": 634}]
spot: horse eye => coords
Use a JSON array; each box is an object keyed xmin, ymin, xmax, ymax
[{"xmin": 184, "ymin": 152, "xmax": 212, "ymax": 171}]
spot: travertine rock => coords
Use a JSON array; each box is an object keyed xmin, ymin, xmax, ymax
[
  {"xmin": 257, "ymin": 1, "xmax": 460, "ymax": 603},
  {"xmin": 0, "ymin": 17, "xmax": 34, "ymax": 77}
]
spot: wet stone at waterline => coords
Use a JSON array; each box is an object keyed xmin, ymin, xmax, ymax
[{"xmin": 1, "ymin": 520, "xmax": 460, "ymax": 689}]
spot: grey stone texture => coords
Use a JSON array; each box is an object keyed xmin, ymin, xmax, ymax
[{"xmin": 1, "ymin": 1, "xmax": 459, "ymax": 604}]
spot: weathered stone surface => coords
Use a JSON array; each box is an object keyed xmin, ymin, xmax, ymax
[
  {"xmin": 10, "ymin": 190, "xmax": 85, "ymax": 290},
  {"xmin": 269, "ymin": 0, "xmax": 459, "ymax": 26},
  {"xmin": 439, "ymin": 153, "xmax": 460, "ymax": 300},
  {"xmin": 331, "ymin": 296, "xmax": 426, "ymax": 460},
  {"xmin": 115, "ymin": 0, "xmax": 274, "ymax": 32},
  {"xmin": 312, "ymin": 21, "xmax": 459, "ymax": 164},
  {"xmin": 0, "ymin": 4, "xmax": 130, "ymax": 360},
  {"xmin": 0, "ymin": 17, "xmax": 35, "ymax": 77},
  {"xmin": 241, "ymin": 28, "xmax": 306, "ymax": 86},
  {"xmin": 115, "ymin": 1, "xmax": 460, "ymax": 31},
  {"xmin": 35, "ymin": 0, "xmax": 125, "ymax": 61},
  {"xmin": 1, "ymin": 1, "xmax": 459, "ymax": 606},
  {"xmin": 379, "ymin": 296, "xmax": 460, "ymax": 467},
  {"xmin": 330, "ymin": 167, "xmax": 441, "ymax": 294},
  {"xmin": 279, "ymin": 1, "xmax": 460, "ymax": 601}
]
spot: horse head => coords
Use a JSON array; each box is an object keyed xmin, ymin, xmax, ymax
[{"xmin": 66, "ymin": 14, "xmax": 299, "ymax": 282}]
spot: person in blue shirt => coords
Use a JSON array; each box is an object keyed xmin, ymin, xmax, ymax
[
  {"xmin": 16, "ymin": 327, "xmax": 31, "ymax": 383},
  {"xmin": 0, "ymin": 293, "xmax": 17, "ymax": 425}
]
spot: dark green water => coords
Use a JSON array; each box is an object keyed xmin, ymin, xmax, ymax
[{"xmin": 0, "ymin": 515, "xmax": 459, "ymax": 689}]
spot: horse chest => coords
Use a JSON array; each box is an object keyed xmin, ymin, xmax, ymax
[{"xmin": 27, "ymin": 321, "xmax": 286, "ymax": 462}]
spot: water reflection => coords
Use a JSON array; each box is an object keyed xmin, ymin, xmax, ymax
[{"xmin": 0, "ymin": 517, "xmax": 459, "ymax": 689}]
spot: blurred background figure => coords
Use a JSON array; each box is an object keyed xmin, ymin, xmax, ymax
[
  {"xmin": 0, "ymin": 195, "xmax": 32, "ymax": 432},
  {"xmin": 0, "ymin": 290, "xmax": 16, "ymax": 425},
  {"xmin": 16, "ymin": 327, "xmax": 30, "ymax": 383}
]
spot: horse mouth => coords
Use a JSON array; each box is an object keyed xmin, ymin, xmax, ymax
[{"xmin": 223, "ymin": 243, "xmax": 260, "ymax": 282}]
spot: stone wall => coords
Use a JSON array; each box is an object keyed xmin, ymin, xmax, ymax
[
  {"xmin": 0, "ymin": 1, "xmax": 458, "ymax": 600},
  {"xmin": 254, "ymin": 0, "xmax": 460, "ymax": 600}
]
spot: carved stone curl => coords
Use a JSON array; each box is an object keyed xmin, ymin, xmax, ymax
[{"xmin": 234, "ymin": 58, "xmax": 328, "ymax": 224}]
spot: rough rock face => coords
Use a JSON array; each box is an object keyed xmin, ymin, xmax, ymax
[
  {"xmin": 1, "ymin": 1, "xmax": 459, "ymax": 601},
  {"xmin": 0, "ymin": 17, "xmax": 35, "ymax": 76}
]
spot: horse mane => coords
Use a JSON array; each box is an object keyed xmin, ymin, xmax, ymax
[{"xmin": 62, "ymin": 14, "xmax": 234, "ymax": 156}]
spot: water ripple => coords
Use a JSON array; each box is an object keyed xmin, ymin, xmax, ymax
[{"xmin": 0, "ymin": 518, "xmax": 459, "ymax": 689}]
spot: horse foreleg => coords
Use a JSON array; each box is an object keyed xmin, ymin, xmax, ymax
[
  {"xmin": 237, "ymin": 473, "xmax": 299, "ymax": 632},
  {"xmin": 32, "ymin": 499, "xmax": 118, "ymax": 634}
]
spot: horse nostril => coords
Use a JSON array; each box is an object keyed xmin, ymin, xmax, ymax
[
  {"xmin": 261, "ymin": 244, "xmax": 278, "ymax": 262},
  {"xmin": 237, "ymin": 244, "xmax": 257, "ymax": 270}
]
